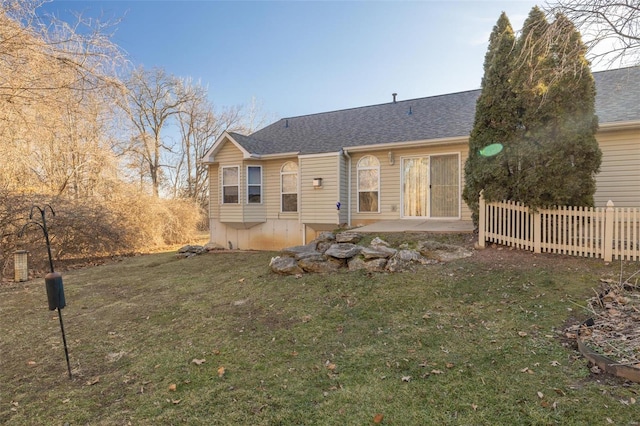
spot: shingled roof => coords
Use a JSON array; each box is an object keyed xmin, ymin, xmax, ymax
[{"xmin": 230, "ymin": 67, "xmax": 640, "ymax": 156}]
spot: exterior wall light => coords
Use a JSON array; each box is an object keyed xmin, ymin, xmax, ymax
[
  {"xmin": 313, "ymin": 178, "xmax": 323, "ymax": 188},
  {"xmin": 388, "ymin": 152, "xmax": 395, "ymax": 165}
]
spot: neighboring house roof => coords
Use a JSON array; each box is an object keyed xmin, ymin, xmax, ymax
[{"xmin": 218, "ymin": 67, "xmax": 640, "ymax": 158}]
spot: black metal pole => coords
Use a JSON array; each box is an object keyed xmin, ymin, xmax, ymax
[
  {"xmin": 24, "ymin": 204, "xmax": 72, "ymax": 380},
  {"xmin": 57, "ymin": 308, "xmax": 72, "ymax": 379},
  {"xmin": 41, "ymin": 209, "xmax": 55, "ymax": 273}
]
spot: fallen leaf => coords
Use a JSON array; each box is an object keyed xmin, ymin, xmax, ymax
[
  {"xmin": 401, "ymin": 376, "xmax": 411, "ymax": 382},
  {"xmin": 86, "ymin": 377, "xmax": 100, "ymax": 386},
  {"xmin": 168, "ymin": 383, "xmax": 177, "ymax": 391},
  {"xmin": 631, "ymin": 397, "xmax": 637, "ymax": 405},
  {"xmin": 553, "ymin": 388, "xmax": 566, "ymax": 396},
  {"xmin": 11, "ymin": 401, "xmax": 18, "ymax": 407},
  {"xmin": 471, "ymin": 403, "xmax": 478, "ymax": 411},
  {"xmin": 518, "ymin": 331, "xmax": 528, "ymax": 337},
  {"xmin": 431, "ymin": 369, "xmax": 444, "ymax": 375},
  {"xmin": 171, "ymin": 399, "xmax": 181, "ymax": 405},
  {"xmin": 445, "ymin": 362, "xmax": 454, "ymax": 369},
  {"xmin": 217, "ymin": 366, "xmax": 226, "ymax": 377},
  {"xmin": 238, "ymin": 278, "xmax": 245, "ymax": 283},
  {"xmin": 27, "ymin": 361, "xmax": 36, "ymax": 366},
  {"xmin": 537, "ymin": 391, "xmax": 544, "ymax": 399},
  {"xmin": 550, "ymin": 360, "xmax": 561, "ymax": 366},
  {"xmin": 373, "ymin": 413, "xmax": 384, "ymax": 423},
  {"xmin": 192, "ymin": 358, "xmax": 206, "ymax": 365},
  {"xmin": 326, "ymin": 363, "xmax": 337, "ymax": 371},
  {"xmin": 62, "ymin": 398, "xmax": 70, "ymax": 404}
]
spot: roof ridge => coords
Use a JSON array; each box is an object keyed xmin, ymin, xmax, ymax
[
  {"xmin": 279, "ymin": 88, "xmax": 482, "ymax": 121},
  {"xmin": 276, "ymin": 67, "xmax": 639, "ymax": 122}
]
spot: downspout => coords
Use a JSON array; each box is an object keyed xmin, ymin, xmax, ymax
[{"xmin": 342, "ymin": 149, "xmax": 352, "ymax": 227}]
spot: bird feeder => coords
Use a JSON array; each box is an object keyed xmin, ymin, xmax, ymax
[{"xmin": 14, "ymin": 250, "xmax": 29, "ymax": 282}]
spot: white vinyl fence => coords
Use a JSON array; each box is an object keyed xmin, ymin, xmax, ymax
[{"xmin": 478, "ymin": 195, "xmax": 640, "ymax": 262}]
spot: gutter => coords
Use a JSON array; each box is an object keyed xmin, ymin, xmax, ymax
[
  {"xmin": 597, "ymin": 120, "xmax": 640, "ymax": 132},
  {"xmin": 343, "ymin": 135, "xmax": 468, "ymax": 152},
  {"xmin": 200, "ymin": 151, "xmax": 301, "ymax": 164}
]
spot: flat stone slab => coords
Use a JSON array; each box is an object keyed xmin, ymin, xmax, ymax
[{"xmin": 324, "ymin": 243, "xmax": 362, "ymax": 259}]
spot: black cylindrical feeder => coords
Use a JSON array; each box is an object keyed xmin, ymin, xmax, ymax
[{"xmin": 45, "ymin": 272, "xmax": 66, "ymax": 311}]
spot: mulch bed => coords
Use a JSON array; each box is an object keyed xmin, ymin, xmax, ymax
[{"xmin": 565, "ymin": 273, "xmax": 640, "ymax": 382}]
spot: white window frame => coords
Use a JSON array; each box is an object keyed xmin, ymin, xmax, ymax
[
  {"xmin": 357, "ymin": 155, "xmax": 380, "ymax": 213},
  {"xmin": 221, "ymin": 166, "xmax": 240, "ymax": 204},
  {"xmin": 280, "ymin": 162, "xmax": 298, "ymax": 213},
  {"xmin": 246, "ymin": 165, "xmax": 262, "ymax": 204}
]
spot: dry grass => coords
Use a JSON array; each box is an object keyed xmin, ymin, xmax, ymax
[{"xmin": 2, "ymin": 240, "xmax": 640, "ymax": 425}]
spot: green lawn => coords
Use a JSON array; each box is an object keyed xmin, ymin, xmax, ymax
[{"xmin": 1, "ymin": 240, "xmax": 639, "ymax": 425}]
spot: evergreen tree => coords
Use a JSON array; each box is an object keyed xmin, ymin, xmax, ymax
[
  {"xmin": 464, "ymin": 7, "xmax": 601, "ymax": 224},
  {"xmin": 512, "ymin": 8, "xmax": 600, "ymax": 208},
  {"xmin": 463, "ymin": 12, "xmax": 517, "ymax": 224}
]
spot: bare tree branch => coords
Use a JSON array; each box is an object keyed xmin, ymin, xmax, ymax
[{"xmin": 545, "ymin": 0, "xmax": 640, "ymax": 67}]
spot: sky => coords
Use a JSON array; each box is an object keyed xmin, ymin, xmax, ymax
[{"xmin": 39, "ymin": 0, "xmax": 546, "ymax": 121}]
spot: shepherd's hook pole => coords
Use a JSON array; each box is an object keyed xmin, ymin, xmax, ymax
[{"xmin": 25, "ymin": 205, "xmax": 72, "ymax": 379}]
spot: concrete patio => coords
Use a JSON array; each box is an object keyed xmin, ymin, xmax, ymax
[{"xmin": 351, "ymin": 219, "xmax": 475, "ymax": 233}]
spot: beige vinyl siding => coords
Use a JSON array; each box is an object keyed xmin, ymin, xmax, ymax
[
  {"xmin": 262, "ymin": 158, "xmax": 300, "ymax": 220},
  {"xmin": 595, "ymin": 129, "xmax": 640, "ymax": 208},
  {"xmin": 300, "ymin": 153, "xmax": 341, "ymax": 224},
  {"xmin": 349, "ymin": 143, "xmax": 471, "ymax": 224},
  {"xmin": 216, "ymin": 143, "xmax": 244, "ymax": 223},
  {"xmin": 208, "ymin": 163, "xmax": 219, "ymax": 219}
]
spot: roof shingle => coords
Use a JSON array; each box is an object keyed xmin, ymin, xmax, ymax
[{"xmin": 236, "ymin": 67, "xmax": 640, "ymax": 156}]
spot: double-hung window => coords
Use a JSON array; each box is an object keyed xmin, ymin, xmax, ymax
[
  {"xmin": 222, "ymin": 166, "xmax": 239, "ymax": 204},
  {"xmin": 357, "ymin": 155, "xmax": 380, "ymax": 213},
  {"xmin": 247, "ymin": 165, "xmax": 262, "ymax": 204},
  {"xmin": 280, "ymin": 162, "xmax": 298, "ymax": 212}
]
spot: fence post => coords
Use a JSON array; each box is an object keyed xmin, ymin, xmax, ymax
[
  {"xmin": 603, "ymin": 200, "xmax": 614, "ymax": 262},
  {"xmin": 533, "ymin": 209, "xmax": 541, "ymax": 254},
  {"xmin": 478, "ymin": 191, "xmax": 486, "ymax": 248}
]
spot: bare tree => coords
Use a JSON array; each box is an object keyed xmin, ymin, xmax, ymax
[
  {"xmin": 122, "ymin": 67, "xmax": 198, "ymax": 197},
  {"xmin": 173, "ymin": 79, "xmax": 245, "ymax": 205},
  {"xmin": 545, "ymin": 0, "xmax": 640, "ymax": 67},
  {"xmin": 0, "ymin": 1, "xmax": 124, "ymax": 197}
]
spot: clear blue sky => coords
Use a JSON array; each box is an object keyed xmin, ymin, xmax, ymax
[{"xmin": 40, "ymin": 1, "xmax": 543, "ymax": 120}]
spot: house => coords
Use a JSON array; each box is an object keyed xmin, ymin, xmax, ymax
[{"xmin": 203, "ymin": 67, "xmax": 640, "ymax": 251}]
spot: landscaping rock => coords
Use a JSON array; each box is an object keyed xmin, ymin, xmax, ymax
[
  {"xmin": 316, "ymin": 241, "xmax": 333, "ymax": 254},
  {"xmin": 281, "ymin": 242, "xmax": 318, "ymax": 257},
  {"xmin": 361, "ymin": 246, "xmax": 397, "ymax": 259},
  {"xmin": 313, "ymin": 232, "xmax": 336, "ymax": 244},
  {"xmin": 204, "ymin": 242, "xmax": 225, "ymax": 251},
  {"xmin": 178, "ymin": 245, "xmax": 206, "ymax": 255},
  {"xmin": 269, "ymin": 256, "xmax": 304, "ymax": 275},
  {"xmin": 335, "ymin": 232, "xmax": 362, "ymax": 244},
  {"xmin": 348, "ymin": 256, "xmax": 387, "ymax": 272},
  {"xmin": 370, "ymin": 237, "xmax": 391, "ymax": 248},
  {"xmin": 324, "ymin": 243, "xmax": 362, "ymax": 259},
  {"xmin": 298, "ymin": 254, "xmax": 344, "ymax": 273},
  {"xmin": 270, "ymin": 234, "xmax": 471, "ymax": 275},
  {"xmin": 385, "ymin": 249, "xmax": 434, "ymax": 272}
]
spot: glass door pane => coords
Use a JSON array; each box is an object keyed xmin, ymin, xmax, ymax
[
  {"xmin": 430, "ymin": 154, "xmax": 459, "ymax": 218},
  {"xmin": 402, "ymin": 157, "xmax": 429, "ymax": 217}
]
